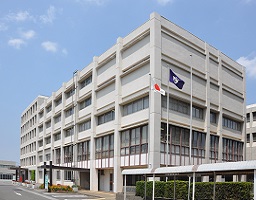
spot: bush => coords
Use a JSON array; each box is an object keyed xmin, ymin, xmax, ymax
[
  {"xmin": 136, "ymin": 180, "xmax": 253, "ymax": 200},
  {"xmin": 49, "ymin": 184, "xmax": 73, "ymax": 192},
  {"xmin": 39, "ymin": 183, "xmax": 45, "ymax": 189}
]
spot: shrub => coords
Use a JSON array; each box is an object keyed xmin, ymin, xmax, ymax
[
  {"xmin": 136, "ymin": 180, "xmax": 253, "ymax": 200},
  {"xmin": 39, "ymin": 183, "xmax": 45, "ymax": 189},
  {"xmin": 49, "ymin": 184, "xmax": 73, "ymax": 192}
]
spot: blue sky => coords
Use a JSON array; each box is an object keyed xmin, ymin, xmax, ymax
[{"xmin": 0, "ymin": 0, "xmax": 255, "ymax": 163}]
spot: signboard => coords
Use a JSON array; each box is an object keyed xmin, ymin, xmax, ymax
[{"xmin": 45, "ymin": 174, "xmax": 48, "ymax": 190}]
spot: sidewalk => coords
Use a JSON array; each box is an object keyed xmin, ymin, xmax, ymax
[{"xmin": 78, "ymin": 190, "xmax": 116, "ymax": 200}]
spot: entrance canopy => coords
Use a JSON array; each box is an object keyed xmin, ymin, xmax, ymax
[{"xmin": 122, "ymin": 160, "xmax": 256, "ymax": 176}]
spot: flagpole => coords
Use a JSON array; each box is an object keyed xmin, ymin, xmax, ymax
[{"xmin": 166, "ymin": 66, "xmax": 170, "ymax": 168}]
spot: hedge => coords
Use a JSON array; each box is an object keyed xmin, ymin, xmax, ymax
[{"xmin": 136, "ymin": 181, "xmax": 253, "ymax": 200}]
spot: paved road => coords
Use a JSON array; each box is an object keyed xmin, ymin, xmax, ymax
[{"xmin": 0, "ymin": 180, "xmax": 98, "ymax": 200}]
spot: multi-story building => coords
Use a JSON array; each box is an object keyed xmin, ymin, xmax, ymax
[
  {"xmin": 20, "ymin": 12, "xmax": 246, "ymax": 193},
  {"xmin": 246, "ymin": 104, "xmax": 256, "ymax": 160},
  {"xmin": 0, "ymin": 160, "xmax": 16, "ymax": 180}
]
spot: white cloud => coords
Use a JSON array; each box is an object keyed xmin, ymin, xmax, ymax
[
  {"xmin": 41, "ymin": 41, "xmax": 58, "ymax": 52},
  {"xmin": 156, "ymin": 0, "xmax": 174, "ymax": 6},
  {"xmin": 0, "ymin": 22, "xmax": 8, "ymax": 31},
  {"xmin": 21, "ymin": 30, "xmax": 36, "ymax": 40},
  {"xmin": 237, "ymin": 53, "xmax": 256, "ymax": 78},
  {"xmin": 6, "ymin": 11, "xmax": 34, "ymax": 22},
  {"xmin": 40, "ymin": 6, "xmax": 56, "ymax": 24},
  {"xmin": 8, "ymin": 38, "xmax": 25, "ymax": 49}
]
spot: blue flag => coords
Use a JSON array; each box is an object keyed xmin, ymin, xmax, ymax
[{"xmin": 169, "ymin": 69, "xmax": 185, "ymax": 89}]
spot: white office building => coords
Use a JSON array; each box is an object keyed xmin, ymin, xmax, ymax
[
  {"xmin": 246, "ymin": 104, "xmax": 256, "ymax": 160},
  {"xmin": 20, "ymin": 12, "xmax": 246, "ymax": 193}
]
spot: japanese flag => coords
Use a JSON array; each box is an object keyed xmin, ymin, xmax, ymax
[{"xmin": 152, "ymin": 78, "xmax": 165, "ymax": 95}]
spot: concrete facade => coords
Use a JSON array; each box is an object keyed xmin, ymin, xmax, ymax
[
  {"xmin": 0, "ymin": 160, "xmax": 16, "ymax": 180},
  {"xmin": 246, "ymin": 104, "xmax": 256, "ymax": 160},
  {"xmin": 20, "ymin": 12, "xmax": 246, "ymax": 193}
]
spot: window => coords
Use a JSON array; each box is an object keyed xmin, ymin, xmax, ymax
[
  {"xmin": 192, "ymin": 106, "xmax": 203, "ymax": 119},
  {"xmin": 246, "ymin": 113, "xmax": 250, "ymax": 123},
  {"xmin": 38, "ymin": 140, "xmax": 43, "ymax": 147},
  {"xmin": 56, "ymin": 148, "xmax": 61, "ymax": 164},
  {"xmin": 95, "ymin": 134, "xmax": 114, "ymax": 159},
  {"xmin": 45, "ymin": 153, "xmax": 51, "ymax": 161},
  {"xmin": 222, "ymin": 138, "xmax": 243, "ymax": 162},
  {"xmin": 123, "ymin": 96, "xmax": 149, "ymax": 116},
  {"xmin": 39, "ymin": 125, "xmax": 43, "ymax": 133},
  {"xmin": 253, "ymin": 133, "xmax": 256, "ymax": 142},
  {"xmin": 55, "ymin": 97, "xmax": 62, "ymax": 107},
  {"xmin": 65, "ymin": 87, "xmax": 75, "ymax": 99},
  {"xmin": 223, "ymin": 117, "xmax": 242, "ymax": 132},
  {"xmin": 210, "ymin": 112, "xmax": 217, "ymax": 124},
  {"xmin": 120, "ymin": 125, "xmax": 148, "ymax": 156},
  {"xmin": 210, "ymin": 135, "xmax": 219, "ymax": 161},
  {"xmin": 54, "ymin": 114, "xmax": 61, "ymax": 123},
  {"xmin": 77, "ymin": 141, "xmax": 90, "ymax": 161},
  {"xmin": 79, "ymin": 97, "xmax": 91, "ymax": 110},
  {"xmin": 64, "ymin": 170, "xmax": 72, "ymax": 180},
  {"xmin": 64, "ymin": 145, "xmax": 73, "ymax": 163},
  {"xmin": 162, "ymin": 96, "xmax": 189, "ymax": 115},
  {"xmin": 54, "ymin": 132, "xmax": 61, "ymax": 141},
  {"xmin": 56, "ymin": 171, "xmax": 60, "ymax": 180},
  {"xmin": 253, "ymin": 112, "xmax": 256, "ymax": 121},
  {"xmin": 46, "ymin": 104, "xmax": 52, "ymax": 113},
  {"xmin": 45, "ymin": 120, "xmax": 51, "ymax": 129},
  {"xmin": 247, "ymin": 134, "xmax": 250, "ymax": 143},
  {"xmin": 65, "ymin": 127, "xmax": 74, "ymax": 137},
  {"xmin": 80, "ymin": 75, "xmax": 92, "ymax": 89},
  {"xmin": 39, "ymin": 110, "xmax": 44, "ymax": 119},
  {"xmin": 65, "ymin": 107, "xmax": 74, "ymax": 118},
  {"xmin": 78, "ymin": 120, "xmax": 91, "ymax": 132},
  {"xmin": 39, "ymin": 155, "xmax": 43, "ymax": 162},
  {"xmin": 98, "ymin": 110, "xmax": 115, "ymax": 125},
  {"xmin": 45, "ymin": 136, "xmax": 51, "ymax": 144}
]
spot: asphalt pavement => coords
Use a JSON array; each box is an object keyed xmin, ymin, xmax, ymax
[{"xmin": 0, "ymin": 180, "xmax": 116, "ymax": 200}]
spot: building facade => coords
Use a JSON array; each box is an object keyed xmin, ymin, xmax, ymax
[
  {"xmin": 246, "ymin": 104, "xmax": 256, "ymax": 160},
  {"xmin": 20, "ymin": 12, "xmax": 246, "ymax": 193},
  {"xmin": 0, "ymin": 160, "xmax": 16, "ymax": 180}
]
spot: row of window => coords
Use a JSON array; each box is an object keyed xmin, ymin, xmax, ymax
[
  {"xmin": 33, "ymin": 123, "xmax": 244, "ymax": 165},
  {"xmin": 246, "ymin": 112, "xmax": 256, "ymax": 122},
  {"xmin": 247, "ymin": 133, "xmax": 256, "ymax": 143},
  {"xmin": 37, "ymin": 75, "xmax": 92, "ymax": 119},
  {"xmin": 160, "ymin": 123, "xmax": 243, "ymax": 162},
  {"xmin": 162, "ymin": 96, "xmax": 242, "ymax": 132}
]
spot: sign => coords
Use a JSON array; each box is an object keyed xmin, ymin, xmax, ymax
[{"xmin": 45, "ymin": 174, "xmax": 48, "ymax": 190}]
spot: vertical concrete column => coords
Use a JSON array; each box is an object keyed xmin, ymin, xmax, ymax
[
  {"xmin": 217, "ymin": 51, "xmax": 223, "ymax": 162},
  {"xmin": 149, "ymin": 12, "xmax": 162, "ymax": 169},
  {"xmin": 204, "ymin": 43, "xmax": 211, "ymax": 164},
  {"xmin": 90, "ymin": 56, "xmax": 99, "ymax": 191},
  {"xmin": 113, "ymin": 37, "xmax": 123, "ymax": 193}
]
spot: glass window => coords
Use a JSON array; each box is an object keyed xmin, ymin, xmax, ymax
[
  {"xmin": 222, "ymin": 117, "xmax": 242, "ymax": 132},
  {"xmin": 98, "ymin": 110, "xmax": 115, "ymax": 125},
  {"xmin": 246, "ymin": 113, "xmax": 250, "ymax": 123},
  {"xmin": 123, "ymin": 96, "xmax": 149, "ymax": 116},
  {"xmin": 210, "ymin": 112, "xmax": 217, "ymax": 124},
  {"xmin": 120, "ymin": 125, "xmax": 148, "ymax": 156},
  {"xmin": 253, "ymin": 112, "xmax": 256, "ymax": 121},
  {"xmin": 253, "ymin": 133, "xmax": 256, "ymax": 142},
  {"xmin": 247, "ymin": 134, "xmax": 250, "ymax": 143}
]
